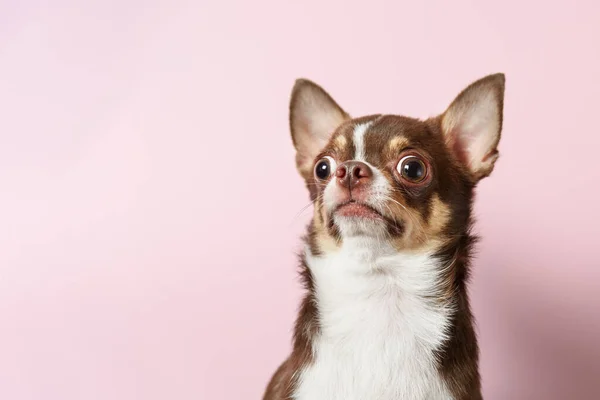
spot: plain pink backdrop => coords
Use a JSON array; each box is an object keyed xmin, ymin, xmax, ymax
[{"xmin": 1, "ymin": 1, "xmax": 599, "ymax": 399}]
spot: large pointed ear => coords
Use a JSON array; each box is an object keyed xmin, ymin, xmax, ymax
[
  {"xmin": 290, "ymin": 79, "xmax": 350, "ymax": 178},
  {"xmin": 441, "ymin": 73, "xmax": 505, "ymax": 181}
]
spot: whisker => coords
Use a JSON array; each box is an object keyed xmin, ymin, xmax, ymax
[
  {"xmin": 289, "ymin": 193, "xmax": 325, "ymax": 225},
  {"xmin": 382, "ymin": 202, "xmax": 403, "ymax": 238},
  {"xmin": 381, "ymin": 194, "xmax": 430, "ymax": 244}
]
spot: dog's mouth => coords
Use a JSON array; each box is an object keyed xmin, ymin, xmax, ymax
[
  {"xmin": 331, "ymin": 200, "xmax": 404, "ymax": 236},
  {"xmin": 334, "ymin": 200, "xmax": 384, "ymax": 220}
]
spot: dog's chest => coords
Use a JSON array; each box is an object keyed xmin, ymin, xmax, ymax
[{"xmin": 293, "ymin": 244, "xmax": 454, "ymax": 400}]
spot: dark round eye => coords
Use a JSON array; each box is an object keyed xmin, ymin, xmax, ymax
[
  {"xmin": 397, "ymin": 155, "xmax": 427, "ymax": 182},
  {"xmin": 314, "ymin": 156, "xmax": 337, "ymax": 180}
]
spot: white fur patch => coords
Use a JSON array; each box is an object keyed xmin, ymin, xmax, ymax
[
  {"xmin": 293, "ymin": 239, "xmax": 455, "ymax": 400},
  {"xmin": 352, "ymin": 122, "xmax": 372, "ymax": 161}
]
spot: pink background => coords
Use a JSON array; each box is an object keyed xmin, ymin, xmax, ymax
[{"xmin": 1, "ymin": 1, "xmax": 599, "ymax": 399}]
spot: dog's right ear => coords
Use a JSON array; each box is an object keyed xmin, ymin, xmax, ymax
[
  {"xmin": 440, "ymin": 73, "xmax": 505, "ymax": 182},
  {"xmin": 290, "ymin": 79, "xmax": 350, "ymax": 178}
]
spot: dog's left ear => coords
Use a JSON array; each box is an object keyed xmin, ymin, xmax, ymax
[
  {"xmin": 289, "ymin": 79, "xmax": 350, "ymax": 179},
  {"xmin": 441, "ymin": 73, "xmax": 505, "ymax": 181}
]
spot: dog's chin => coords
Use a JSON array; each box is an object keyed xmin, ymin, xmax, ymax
[
  {"xmin": 328, "ymin": 201, "xmax": 403, "ymax": 238},
  {"xmin": 332, "ymin": 203, "xmax": 388, "ymax": 237},
  {"xmin": 333, "ymin": 215, "xmax": 388, "ymax": 237}
]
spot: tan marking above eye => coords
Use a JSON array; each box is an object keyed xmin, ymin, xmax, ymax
[
  {"xmin": 388, "ymin": 136, "xmax": 409, "ymax": 153},
  {"xmin": 334, "ymin": 135, "xmax": 348, "ymax": 149}
]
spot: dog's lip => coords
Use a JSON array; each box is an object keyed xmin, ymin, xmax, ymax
[{"xmin": 334, "ymin": 200, "xmax": 384, "ymax": 219}]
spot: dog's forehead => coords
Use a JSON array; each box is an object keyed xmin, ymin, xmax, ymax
[{"xmin": 329, "ymin": 115, "xmax": 430, "ymax": 162}]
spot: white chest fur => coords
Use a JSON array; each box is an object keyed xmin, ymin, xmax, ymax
[{"xmin": 293, "ymin": 238, "xmax": 455, "ymax": 400}]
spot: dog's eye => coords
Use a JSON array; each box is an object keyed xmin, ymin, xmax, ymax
[
  {"xmin": 397, "ymin": 155, "xmax": 427, "ymax": 183},
  {"xmin": 314, "ymin": 156, "xmax": 336, "ymax": 180}
]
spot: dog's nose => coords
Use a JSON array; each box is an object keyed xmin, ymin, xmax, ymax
[{"xmin": 335, "ymin": 161, "xmax": 373, "ymax": 189}]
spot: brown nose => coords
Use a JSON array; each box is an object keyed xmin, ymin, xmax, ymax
[{"xmin": 335, "ymin": 161, "xmax": 373, "ymax": 189}]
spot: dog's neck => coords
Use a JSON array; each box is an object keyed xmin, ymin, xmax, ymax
[
  {"xmin": 304, "ymin": 236, "xmax": 454, "ymax": 341},
  {"xmin": 283, "ymin": 234, "xmax": 482, "ymax": 400},
  {"xmin": 292, "ymin": 238, "xmax": 458, "ymax": 400}
]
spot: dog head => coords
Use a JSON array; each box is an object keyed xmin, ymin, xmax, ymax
[{"xmin": 290, "ymin": 74, "xmax": 505, "ymax": 253}]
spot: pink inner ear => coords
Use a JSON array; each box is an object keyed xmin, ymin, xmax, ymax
[
  {"xmin": 295, "ymin": 153, "xmax": 311, "ymax": 172},
  {"xmin": 481, "ymin": 148, "xmax": 498, "ymax": 162},
  {"xmin": 450, "ymin": 126, "xmax": 498, "ymax": 172},
  {"xmin": 450, "ymin": 129, "xmax": 470, "ymax": 166},
  {"xmin": 445, "ymin": 100, "xmax": 501, "ymax": 174}
]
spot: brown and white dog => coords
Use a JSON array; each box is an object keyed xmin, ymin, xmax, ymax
[{"xmin": 263, "ymin": 74, "xmax": 505, "ymax": 400}]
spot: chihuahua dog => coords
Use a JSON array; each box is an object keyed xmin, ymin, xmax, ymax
[{"xmin": 263, "ymin": 74, "xmax": 505, "ymax": 400}]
